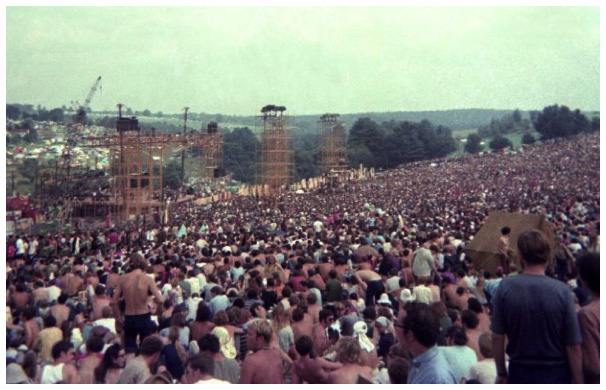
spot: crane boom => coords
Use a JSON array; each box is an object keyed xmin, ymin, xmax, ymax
[{"xmin": 82, "ymin": 76, "xmax": 102, "ymax": 111}]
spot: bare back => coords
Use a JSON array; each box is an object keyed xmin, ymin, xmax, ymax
[
  {"xmin": 117, "ymin": 271, "xmax": 155, "ymax": 315},
  {"xmin": 240, "ymin": 348, "xmax": 284, "ymax": 384}
]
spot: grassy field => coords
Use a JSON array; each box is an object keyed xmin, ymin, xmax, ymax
[{"xmin": 450, "ymin": 128, "xmax": 541, "ymax": 156}]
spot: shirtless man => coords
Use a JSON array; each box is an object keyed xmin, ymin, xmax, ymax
[
  {"xmin": 461, "ymin": 310, "xmax": 483, "ymax": 360},
  {"xmin": 292, "ymin": 336, "xmax": 342, "ymax": 384},
  {"xmin": 327, "ymin": 337, "xmax": 373, "ymax": 384},
  {"xmin": 239, "ymin": 318, "xmax": 284, "ymax": 384},
  {"xmin": 50, "ymin": 294, "xmax": 71, "ymax": 329},
  {"xmin": 451, "ymin": 286, "xmax": 472, "ymax": 311},
  {"xmin": 62, "ymin": 268, "xmax": 84, "ymax": 297},
  {"xmin": 32, "ymin": 280, "xmax": 49, "ymax": 306},
  {"xmin": 318, "ymin": 257, "xmax": 333, "ymax": 282},
  {"xmin": 22, "ymin": 306, "xmax": 41, "ymax": 349},
  {"xmin": 77, "ymin": 336, "xmax": 104, "ymax": 384},
  {"xmin": 91, "ymin": 284, "xmax": 112, "ymax": 321},
  {"xmin": 308, "ymin": 269, "xmax": 326, "ymax": 291},
  {"xmin": 312, "ymin": 309, "xmax": 336, "ymax": 357},
  {"xmin": 11, "ymin": 283, "xmax": 31, "ymax": 311},
  {"xmin": 355, "ymin": 269, "xmax": 384, "ymax": 307},
  {"xmin": 112, "ymin": 252, "xmax": 163, "ymax": 353},
  {"xmin": 306, "ymin": 294, "xmax": 322, "ymax": 324},
  {"xmin": 291, "ymin": 307, "xmax": 313, "ymax": 342}
]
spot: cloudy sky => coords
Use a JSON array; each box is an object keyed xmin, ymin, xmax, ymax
[{"xmin": 5, "ymin": 5, "xmax": 600, "ymax": 116}]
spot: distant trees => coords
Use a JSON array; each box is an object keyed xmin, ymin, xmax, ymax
[
  {"xmin": 163, "ymin": 160, "xmax": 181, "ymax": 189},
  {"xmin": 464, "ymin": 133, "xmax": 484, "ymax": 154},
  {"xmin": 489, "ymin": 134, "xmax": 513, "ymax": 151},
  {"xmin": 6, "ymin": 104, "xmax": 66, "ymax": 123},
  {"xmin": 591, "ymin": 117, "xmax": 600, "ymax": 132},
  {"xmin": 6, "ymin": 104, "xmax": 21, "ymax": 120},
  {"xmin": 260, "ymin": 105, "xmax": 286, "ymax": 116},
  {"xmin": 478, "ymin": 109, "xmax": 530, "ymax": 138},
  {"xmin": 521, "ymin": 132, "xmax": 536, "ymax": 145},
  {"xmin": 532, "ymin": 104, "xmax": 592, "ymax": 140},
  {"xmin": 223, "ymin": 127, "xmax": 259, "ymax": 183},
  {"xmin": 347, "ymin": 117, "xmax": 457, "ymax": 169},
  {"xmin": 48, "ymin": 108, "xmax": 64, "ymax": 123}
]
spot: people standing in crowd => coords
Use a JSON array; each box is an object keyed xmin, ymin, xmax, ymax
[{"xmin": 491, "ymin": 230, "xmax": 583, "ymax": 384}]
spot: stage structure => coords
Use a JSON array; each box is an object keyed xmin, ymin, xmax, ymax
[
  {"xmin": 318, "ymin": 113, "xmax": 348, "ymax": 174},
  {"xmin": 79, "ymin": 104, "xmax": 224, "ymax": 222},
  {"xmin": 258, "ymin": 105, "xmax": 294, "ymax": 191},
  {"xmin": 185, "ymin": 121, "xmax": 224, "ymax": 184}
]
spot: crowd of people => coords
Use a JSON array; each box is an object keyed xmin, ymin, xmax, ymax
[{"xmin": 5, "ymin": 132, "xmax": 600, "ymax": 384}]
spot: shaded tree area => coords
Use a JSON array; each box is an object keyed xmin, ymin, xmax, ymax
[
  {"xmin": 521, "ymin": 132, "xmax": 536, "ymax": 145},
  {"xmin": 531, "ymin": 104, "xmax": 593, "ymax": 140},
  {"xmin": 489, "ymin": 134, "xmax": 513, "ymax": 151},
  {"xmin": 477, "ymin": 109, "xmax": 531, "ymax": 138},
  {"xmin": 163, "ymin": 160, "xmax": 181, "ymax": 190},
  {"xmin": 293, "ymin": 134, "xmax": 320, "ymax": 181},
  {"xmin": 347, "ymin": 117, "xmax": 456, "ymax": 169},
  {"xmin": 464, "ymin": 133, "xmax": 484, "ymax": 154},
  {"xmin": 223, "ymin": 127, "xmax": 259, "ymax": 184},
  {"xmin": 7, "ymin": 104, "xmax": 65, "ymax": 123}
]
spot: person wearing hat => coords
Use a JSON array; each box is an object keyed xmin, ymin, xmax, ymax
[
  {"xmin": 353, "ymin": 321, "xmax": 379, "ymax": 369},
  {"xmin": 377, "ymin": 293, "xmax": 393, "ymax": 307}
]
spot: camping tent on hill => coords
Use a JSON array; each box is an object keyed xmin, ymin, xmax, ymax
[{"xmin": 464, "ymin": 211, "xmax": 556, "ymax": 274}]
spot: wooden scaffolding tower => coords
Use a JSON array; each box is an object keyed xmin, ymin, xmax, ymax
[
  {"xmin": 258, "ymin": 105, "xmax": 294, "ymax": 191},
  {"xmin": 318, "ymin": 113, "xmax": 348, "ymax": 174},
  {"xmin": 185, "ymin": 122, "xmax": 224, "ymax": 183},
  {"xmin": 80, "ymin": 105, "xmax": 223, "ymax": 222}
]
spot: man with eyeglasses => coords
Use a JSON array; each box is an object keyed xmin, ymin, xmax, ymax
[
  {"xmin": 395, "ymin": 302, "xmax": 457, "ymax": 384},
  {"xmin": 312, "ymin": 309, "xmax": 337, "ymax": 357}
]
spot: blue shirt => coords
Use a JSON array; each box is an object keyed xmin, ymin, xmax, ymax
[{"xmin": 408, "ymin": 346, "xmax": 458, "ymax": 384}]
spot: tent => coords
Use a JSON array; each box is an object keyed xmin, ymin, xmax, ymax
[{"xmin": 463, "ymin": 211, "xmax": 556, "ymax": 274}]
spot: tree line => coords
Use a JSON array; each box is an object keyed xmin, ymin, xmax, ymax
[
  {"xmin": 463, "ymin": 105, "xmax": 599, "ymax": 154},
  {"xmin": 7, "ymin": 103, "xmax": 600, "ymax": 188}
]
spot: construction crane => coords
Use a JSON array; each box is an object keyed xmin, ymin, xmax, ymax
[
  {"xmin": 74, "ymin": 76, "xmax": 102, "ymax": 124},
  {"xmin": 60, "ymin": 76, "xmax": 102, "ymax": 177}
]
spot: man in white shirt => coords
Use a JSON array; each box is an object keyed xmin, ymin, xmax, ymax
[
  {"xmin": 186, "ymin": 293, "xmax": 203, "ymax": 322},
  {"xmin": 28, "ymin": 237, "xmax": 39, "ymax": 261},
  {"xmin": 15, "ymin": 236, "xmax": 27, "ymax": 259}
]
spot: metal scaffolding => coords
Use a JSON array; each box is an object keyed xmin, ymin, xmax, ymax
[
  {"xmin": 78, "ymin": 105, "xmax": 223, "ymax": 222},
  {"xmin": 257, "ymin": 106, "xmax": 294, "ymax": 191},
  {"xmin": 185, "ymin": 122, "xmax": 224, "ymax": 184},
  {"xmin": 318, "ymin": 113, "xmax": 348, "ymax": 174}
]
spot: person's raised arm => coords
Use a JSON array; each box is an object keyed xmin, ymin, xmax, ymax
[{"xmin": 149, "ymin": 278, "xmax": 164, "ymax": 305}]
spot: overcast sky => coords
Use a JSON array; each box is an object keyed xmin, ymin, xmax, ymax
[{"xmin": 5, "ymin": 6, "xmax": 600, "ymax": 116}]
